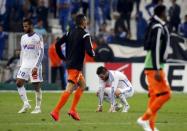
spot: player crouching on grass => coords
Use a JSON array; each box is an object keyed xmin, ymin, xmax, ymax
[{"xmin": 96, "ymin": 66, "xmax": 134, "ymax": 112}]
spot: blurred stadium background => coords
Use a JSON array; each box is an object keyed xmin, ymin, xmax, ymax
[{"xmin": 0, "ymin": 0, "xmax": 187, "ymax": 130}]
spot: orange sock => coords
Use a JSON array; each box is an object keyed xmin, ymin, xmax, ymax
[
  {"xmin": 149, "ymin": 113, "xmax": 157, "ymax": 130},
  {"xmin": 70, "ymin": 87, "xmax": 84, "ymax": 111},
  {"xmin": 53, "ymin": 91, "xmax": 71, "ymax": 113},
  {"xmin": 142, "ymin": 111, "xmax": 152, "ymax": 120}
]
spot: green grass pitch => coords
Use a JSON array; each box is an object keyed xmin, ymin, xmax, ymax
[{"xmin": 0, "ymin": 92, "xmax": 187, "ymax": 131}]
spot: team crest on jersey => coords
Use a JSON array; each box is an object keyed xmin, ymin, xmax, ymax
[
  {"xmin": 23, "ymin": 45, "xmax": 27, "ymax": 49},
  {"xmin": 23, "ymin": 44, "xmax": 35, "ymax": 49}
]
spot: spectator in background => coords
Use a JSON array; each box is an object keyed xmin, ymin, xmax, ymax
[
  {"xmin": 145, "ymin": 0, "xmax": 163, "ymax": 17},
  {"xmin": 89, "ymin": 0, "xmax": 102, "ymax": 27},
  {"xmin": 111, "ymin": 0, "xmax": 118, "ymax": 12},
  {"xmin": 48, "ymin": 40, "xmax": 67, "ymax": 90},
  {"xmin": 114, "ymin": 14, "xmax": 129, "ymax": 39},
  {"xmin": 178, "ymin": 15, "xmax": 187, "ymax": 38},
  {"xmin": 57, "ymin": 0, "xmax": 71, "ymax": 33},
  {"xmin": 100, "ymin": 0, "xmax": 111, "ymax": 23},
  {"xmin": 0, "ymin": 0, "xmax": 6, "ymax": 28},
  {"xmin": 68, "ymin": 12, "xmax": 76, "ymax": 30},
  {"xmin": 22, "ymin": 0, "xmax": 36, "ymax": 22},
  {"xmin": 0, "ymin": 24, "xmax": 7, "ymax": 60},
  {"xmin": 81, "ymin": 0, "xmax": 89, "ymax": 15},
  {"xmin": 5, "ymin": 49, "xmax": 20, "ymax": 83},
  {"xmin": 8, "ymin": 0, "xmax": 24, "ymax": 32},
  {"xmin": 71, "ymin": 0, "xmax": 81, "ymax": 14},
  {"xmin": 36, "ymin": 0, "xmax": 48, "ymax": 29},
  {"xmin": 34, "ymin": 18, "xmax": 47, "ymax": 36},
  {"xmin": 136, "ymin": 11, "xmax": 148, "ymax": 41},
  {"xmin": 50, "ymin": 0, "xmax": 57, "ymax": 18},
  {"xmin": 117, "ymin": 0, "xmax": 134, "ymax": 36},
  {"xmin": 98, "ymin": 22, "xmax": 110, "ymax": 41},
  {"xmin": 95, "ymin": 35, "xmax": 114, "ymax": 62},
  {"xmin": 169, "ymin": 0, "xmax": 181, "ymax": 32}
]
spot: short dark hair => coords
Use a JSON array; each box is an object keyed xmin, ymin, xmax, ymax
[
  {"xmin": 75, "ymin": 14, "xmax": 86, "ymax": 26},
  {"xmin": 23, "ymin": 18, "xmax": 33, "ymax": 25},
  {"xmin": 154, "ymin": 5, "xmax": 166, "ymax": 17},
  {"xmin": 96, "ymin": 66, "xmax": 107, "ymax": 75}
]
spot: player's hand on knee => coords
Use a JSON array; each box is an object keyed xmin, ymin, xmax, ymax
[{"xmin": 96, "ymin": 105, "xmax": 102, "ymax": 112}]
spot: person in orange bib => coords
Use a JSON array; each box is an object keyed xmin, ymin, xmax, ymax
[
  {"xmin": 137, "ymin": 5, "xmax": 172, "ymax": 131},
  {"xmin": 50, "ymin": 14, "xmax": 95, "ymax": 121}
]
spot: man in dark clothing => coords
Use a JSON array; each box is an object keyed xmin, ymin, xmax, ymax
[
  {"xmin": 0, "ymin": 24, "xmax": 7, "ymax": 60},
  {"xmin": 50, "ymin": 14, "xmax": 95, "ymax": 121},
  {"xmin": 117, "ymin": 0, "xmax": 134, "ymax": 34},
  {"xmin": 95, "ymin": 36, "xmax": 114, "ymax": 62},
  {"xmin": 178, "ymin": 14, "xmax": 187, "ymax": 38},
  {"xmin": 137, "ymin": 5, "xmax": 171, "ymax": 131},
  {"xmin": 36, "ymin": 0, "xmax": 48, "ymax": 29},
  {"xmin": 169, "ymin": 0, "xmax": 181, "ymax": 32}
]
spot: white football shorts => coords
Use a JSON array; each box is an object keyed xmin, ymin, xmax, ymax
[{"xmin": 17, "ymin": 65, "xmax": 43, "ymax": 82}]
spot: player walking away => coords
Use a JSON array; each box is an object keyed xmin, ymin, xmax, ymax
[
  {"xmin": 50, "ymin": 14, "xmax": 95, "ymax": 121},
  {"xmin": 96, "ymin": 66, "xmax": 134, "ymax": 113},
  {"xmin": 16, "ymin": 18, "xmax": 44, "ymax": 114},
  {"xmin": 137, "ymin": 5, "xmax": 171, "ymax": 131}
]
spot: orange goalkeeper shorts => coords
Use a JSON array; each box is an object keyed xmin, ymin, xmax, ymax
[
  {"xmin": 144, "ymin": 70, "xmax": 171, "ymax": 97},
  {"xmin": 67, "ymin": 69, "xmax": 85, "ymax": 84}
]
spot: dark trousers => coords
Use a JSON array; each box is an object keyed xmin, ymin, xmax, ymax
[{"xmin": 51, "ymin": 65, "xmax": 66, "ymax": 90}]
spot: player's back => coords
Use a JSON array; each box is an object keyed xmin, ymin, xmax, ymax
[
  {"xmin": 109, "ymin": 70, "xmax": 127, "ymax": 81},
  {"xmin": 65, "ymin": 27, "xmax": 88, "ymax": 70}
]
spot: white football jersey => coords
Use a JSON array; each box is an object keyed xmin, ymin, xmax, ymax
[
  {"xmin": 99, "ymin": 70, "xmax": 133, "ymax": 92},
  {"xmin": 98, "ymin": 70, "xmax": 134, "ymax": 106},
  {"xmin": 20, "ymin": 33, "xmax": 44, "ymax": 68}
]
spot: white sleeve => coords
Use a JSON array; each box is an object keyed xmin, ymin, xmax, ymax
[
  {"xmin": 110, "ymin": 73, "xmax": 119, "ymax": 106},
  {"xmin": 34, "ymin": 36, "xmax": 44, "ymax": 67},
  {"xmin": 19, "ymin": 37, "xmax": 23, "ymax": 66},
  {"xmin": 98, "ymin": 79, "xmax": 105, "ymax": 106}
]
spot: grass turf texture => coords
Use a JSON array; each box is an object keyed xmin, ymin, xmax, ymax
[{"xmin": 0, "ymin": 92, "xmax": 186, "ymax": 131}]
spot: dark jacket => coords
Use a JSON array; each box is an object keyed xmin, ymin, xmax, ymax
[
  {"xmin": 55, "ymin": 26, "xmax": 95, "ymax": 70},
  {"xmin": 147, "ymin": 15, "xmax": 170, "ymax": 70}
]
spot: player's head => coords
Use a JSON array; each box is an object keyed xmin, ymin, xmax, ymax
[
  {"xmin": 75, "ymin": 14, "xmax": 87, "ymax": 29},
  {"xmin": 22, "ymin": 18, "xmax": 33, "ymax": 33},
  {"xmin": 154, "ymin": 5, "xmax": 167, "ymax": 21},
  {"xmin": 96, "ymin": 66, "xmax": 109, "ymax": 81}
]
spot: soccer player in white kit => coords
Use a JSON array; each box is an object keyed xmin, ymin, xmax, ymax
[
  {"xmin": 96, "ymin": 66, "xmax": 134, "ymax": 112},
  {"xmin": 16, "ymin": 18, "xmax": 44, "ymax": 114}
]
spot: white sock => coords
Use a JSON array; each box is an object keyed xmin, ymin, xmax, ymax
[
  {"xmin": 17, "ymin": 86, "xmax": 29, "ymax": 105},
  {"xmin": 35, "ymin": 88, "xmax": 42, "ymax": 108},
  {"xmin": 119, "ymin": 94, "xmax": 129, "ymax": 107}
]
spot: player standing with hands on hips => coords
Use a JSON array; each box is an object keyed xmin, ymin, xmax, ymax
[
  {"xmin": 50, "ymin": 14, "xmax": 95, "ymax": 121},
  {"xmin": 16, "ymin": 18, "xmax": 44, "ymax": 114}
]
